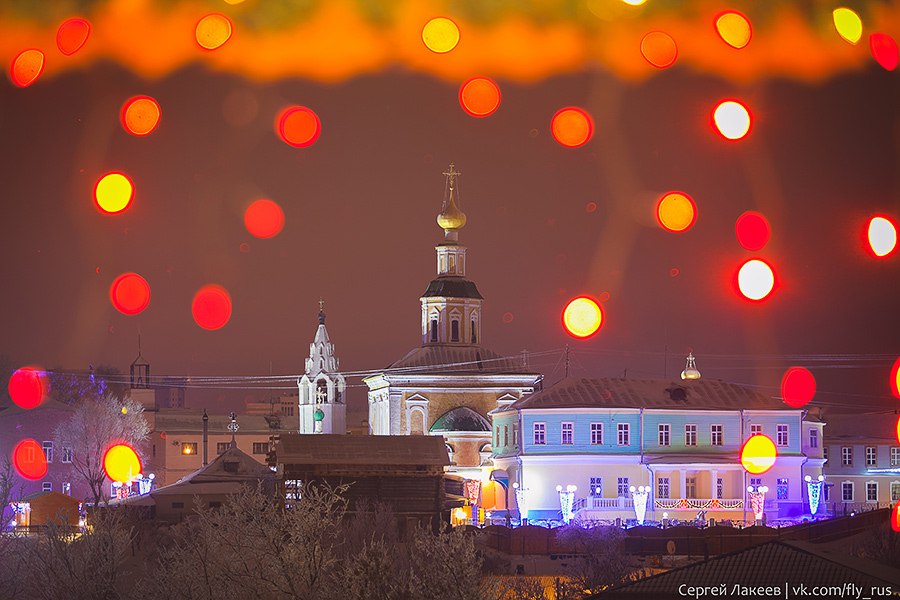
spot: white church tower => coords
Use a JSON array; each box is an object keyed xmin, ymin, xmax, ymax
[{"xmin": 298, "ymin": 301, "xmax": 347, "ymax": 434}]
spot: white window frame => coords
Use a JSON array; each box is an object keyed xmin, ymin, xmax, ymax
[
  {"xmin": 561, "ymin": 422, "xmax": 574, "ymax": 445},
  {"xmin": 533, "ymin": 422, "xmax": 546, "ymax": 445},
  {"xmin": 892, "ymin": 447, "xmax": 900, "ymax": 467},
  {"xmin": 658, "ymin": 423, "xmax": 670, "ymax": 447},
  {"xmin": 841, "ymin": 447, "xmax": 852, "ymax": 466},
  {"xmin": 750, "ymin": 424, "xmax": 762, "ymax": 436},
  {"xmin": 891, "ymin": 481, "xmax": 900, "ymax": 502},
  {"xmin": 62, "ymin": 482, "xmax": 71, "ymax": 496},
  {"xmin": 710, "ymin": 424, "xmax": 723, "ymax": 446},
  {"xmin": 685, "ymin": 424, "xmax": 697, "ymax": 446},
  {"xmin": 776, "ymin": 424, "xmax": 789, "ymax": 447},
  {"xmin": 716, "ymin": 477, "xmax": 724, "ymax": 500},
  {"xmin": 841, "ymin": 481, "xmax": 854, "ymax": 502},
  {"xmin": 61, "ymin": 446, "xmax": 73, "ymax": 464},
  {"xmin": 776, "ymin": 478, "xmax": 789, "ymax": 500},
  {"xmin": 42, "ymin": 441, "xmax": 54, "ymax": 463},
  {"xmin": 865, "ymin": 446, "xmax": 876, "ymax": 467},
  {"xmin": 42, "ymin": 482, "xmax": 52, "ymax": 493},
  {"xmin": 590, "ymin": 422, "xmax": 603, "ymax": 445},
  {"xmin": 809, "ymin": 429, "xmax": 818, "ymax": 449},
  {"xmin": 685, "ymin": 477, "xmax": 697, "ymax": 499},
  {"xmin": 617, "ymin": 423, "xmax": 630, "ymax": 446},
  {"xmin": 866, "ymin": 481, "xmax": 878, "ymax": 502}
]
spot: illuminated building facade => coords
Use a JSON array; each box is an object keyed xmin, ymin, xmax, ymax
[
  {"xmin": 298, "ymin": 301, "xmax": 347, "ymax": 435},
  {"xmin": 365, "ymin": 164, "xmax": 540, "ymax": 484},
  {"xmin": 492, "ymin": 360, "xmax": 826, "ymax": 523}
]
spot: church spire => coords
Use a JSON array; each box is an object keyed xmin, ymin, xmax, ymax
[
  {"xmin": 437, "ymin": 162, "xmax": 467, "ymax": 242},
  {"xmin": 298, "ymin": 301, "xmax": 347, "ymax": 434}
]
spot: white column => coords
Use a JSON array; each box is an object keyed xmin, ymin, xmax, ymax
[
  {"xmin": 711, "ymin": 469, "xmax": 718, "ymax": 499},
  {"xmin": 680, "ymin": 470, "xmax": 686, "ymax": 499}
]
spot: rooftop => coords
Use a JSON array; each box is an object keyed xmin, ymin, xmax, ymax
[
  {"xmin": 275, "ymin": 434, "xmax": 450, "ymax": 467},
  {"xmin": 384, "ymin": 345, "xmax": 538, "ymax": 376}
]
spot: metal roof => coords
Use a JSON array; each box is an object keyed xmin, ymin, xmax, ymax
[
  {"xmin": 275, "ymin": 434, "xmax": 450, "ymax": 467},
  {"xmin": 430, "ymin": 406, "xmax": 491, "ymax": 432},
  {"xmin": 385, "ymin": 345, "xmax": 538, "ymax": 376},
  {"xmin": 506, "ymin": 376, "xmax": 788, "ymax": 411},
  {"xmin": 421, "ymin": 276, "xmax": 483, "ymax": 299}
]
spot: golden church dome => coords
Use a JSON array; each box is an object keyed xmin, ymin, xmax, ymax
[{"xmin": 437, "ymin": 192, "xmax": 467, "ymax": 230}]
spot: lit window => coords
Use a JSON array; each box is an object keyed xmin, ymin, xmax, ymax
[
  {"xmin": 841, "ymin": 447, "xmax": 852, "ymax": 466},
  {"xmin": 181, "ymin": 442, "xmax": 198, "ymax": 456},
  {"xmin": 891, "ymin": 482, "xmax": 900, "ymax": 502},
  {"xmin": 866, "ymin": 482, "xmax": 878, "ymax": 502},
  {"xmin": 617, "ymin": 477, "xmax": 629, "ymax": 497},
  {"xmin": 750, "ymin": 477, "xmax": 762, "ymax": 488},
  {"xmin": 252, "ymin": 442, "xmax": 268, "ymax": 455},
  {"xmin": 776, "ymin": 424, "xmax": 789, "ymax": 447},
  {"xmin": 685, "ymin": 424, "xmax": 697, "ymax": 446},
  {"xmin": 809, "ymin": 429, "xmax": 818, "ymax": 448},
  {"xmin": 62, "ymin": 482, "xmax": 71, "ymax": 496},
  {"xmin": 865, "ymin": 446, "xmax": 876, "ymax": 467},
  {"xmin": 617, "ymin": 423, "xmax": 630, "ymax": 446},
  {"xmin": 590, "ymin": 423, "xmax": 603, "ymax": 445},
  {"xmin": 42, "ymin": 482, "xmax": 52, "ymax": 492},
  {"xmin": 658, "ymin": 424, "xmax": 670, "ymax": 446},
  {"xmin": 533, "ymin": 422, "xmax": 545, "ymax": 445},
  {"xmin": 711, "ymin": 425, "xmax": 723, "ymax": 446},
  {"xmin": 42, "ymin": 441, "xmax": 54, "ymax": 463},
  {"xmin": 841, "ymin": 482, "xmax": 853, "ymax": 502},
  {"xmin": 657, "ymin": 477, "xmax": 670, "ymax": 498},
  {"xmin": 561, "ymin": 422, "xmax": 573, "ymax": 445},
  {"xmin": 777, "ymin": 478, "xmax": 788, "ymax": 500}
]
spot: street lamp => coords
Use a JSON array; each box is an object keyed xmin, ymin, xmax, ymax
[
  {"xmin": 747, "ymin": 485, "xmax": 769, "ymax": 524},
  {"xmin": 804, "ymin": 475, "xmax": 825, "ymax": 515},
  {"xmin": 513, "ymin": 482, "xmax": 530, "ymax": 526},
  {"xmin": 556, "ymin": 484, "xmax": 577, "ymax": 524},
  {"xmin": 630, "ymin": 485, "xmax": 650, "ymax": 525}
]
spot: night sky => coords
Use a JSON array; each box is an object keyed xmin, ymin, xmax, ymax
[{"xmin": 1, "ymin": 3, "xmax": 898, "ymax": 421}]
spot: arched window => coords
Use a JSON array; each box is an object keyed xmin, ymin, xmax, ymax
[
  {"xmin": 430, "ymin": 318, "xmax": 438, "ymax": 342},
  {"xmin": 451, "ymin": 319, "xmax": 460, "ymax": 342},
  {"xmin": 471, "ymin": 319, "xmax": 477, "ymax": 344}
]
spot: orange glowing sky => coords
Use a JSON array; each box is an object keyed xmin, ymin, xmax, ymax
[{"xmin": 2, "ymin": 0, "xmax": 899, "ymax": 84}]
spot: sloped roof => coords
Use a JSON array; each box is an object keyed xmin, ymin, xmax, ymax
[
  {"xmin": 430, "ymin": 407, "xmax": 491, "ymax": 432},
  {"xmin": 153, "ymin": 410, "xmax": 283, "ymax": 433},
  {"xmin": 275, "ymin": 434, "xmax": 449, "ymax": 466},
  {"xmin": 176, "ymin": 444, "xmax": 272, "ymax": 485},
  {"xmin": 506, "ymin": 376, "xmax": 787, "ymax": 412},
  {"xmin": 822, "ymin": 411, "xmax": 894, "ymax": 442},
  {"xmin": 385, "ymin": 345, "xmax": 537, "ymax": 376},
  {"xmin": 600, "ymin": 540, "xmax": 900, "ymax": 598},
  {"xmin": 421, "ymin": 276, "xmax": 483, "ymax": 299}
]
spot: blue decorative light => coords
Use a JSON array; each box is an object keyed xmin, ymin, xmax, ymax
[{"xmin": 805, "ymin": 475, "xmax": 824, "ymax": 515}]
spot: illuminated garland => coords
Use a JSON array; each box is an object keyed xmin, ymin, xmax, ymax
[
  {"xmin": 463, "ymin": 479, "xmax": 481, "ymax": 504},
  {"xmin": 806, "ymin": 476, "xmax": 824, "ymax": 515},
  {"xmin": 655, "ymin": 498, "xmax": 743, "ymax": 510}
]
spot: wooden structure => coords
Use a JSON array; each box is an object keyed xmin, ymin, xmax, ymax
[
  {"xmin": 272, "ymin": 434, "xmax": 450, "ymax": 532},
  {"xmin": 14, "ymin": 491, "xmax": 80, "ymax": 529}
]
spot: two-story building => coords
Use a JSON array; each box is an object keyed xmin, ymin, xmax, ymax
[{"xmin": 491, "ymin": 362, "xmax": 825, "ymax": 524}]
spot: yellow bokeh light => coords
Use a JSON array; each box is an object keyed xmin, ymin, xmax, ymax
[
  {"xmin": 713, "ymin": 101, "xmax": 751, "ymax": 140},
  {"xmin": 737, "ymin": 259, "xmax": 775, "ymax": 301},
  {"xmin": 103, "ymin": 444, "xmax": 141, "ymax": 484},
  {"xmin": 656, "ymin": 192, "xmax": 696, "ymax": 233},
  {"xmin": 741, "ymin": 434, "xmax": 777, "ymax": 475},
  {"xmin": 622, "ymin": 0, "xmax": 648, "ymax": 5},
  {"xmin": 715, "ymin": 12, "xmax": 752, "ymax": 49},
  {"xmin": 833, "ymin": 8, "xmax": 863, "ymax": 45},
  {"xmin": 562, "ymin": 296, "xmax": 603, "ymax": 338},
  {"xmin": 422, "ymin": 17, "xmax": 460, "ymax": 54},
  {"xmin": 867, "ymin": 216, "xmax": 897, "ymax": 257},
  {"xmin": 196, "ymin": 13, "xmax": 233, "ymax": 51},
  {"xmin": 94, "ymin": 173, "xmax": 134, "ymax": 214}
]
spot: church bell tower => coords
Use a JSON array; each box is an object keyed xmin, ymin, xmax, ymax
[{"xmin": 298, "ymin": 301, "xmax": 347, "ymax": 434}]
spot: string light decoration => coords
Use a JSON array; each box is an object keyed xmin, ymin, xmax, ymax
[
  {"xmin": 629, "ymin": 485, "xmax": 649, "ymax": 525},
  {"xmin": 747, "ymin": 485, "xmax": 769, "ymax": 522},
  {"xmin": 513, "ymin": 482, "xmax": 530, "ymax": 525},
  {"xmin": 655, "ymin": 498, "xmax": 742, "ymax": 510},
  {"xmin": 463, "ymin": 479, "xmax": 481, "ymax": 505},
  {"xmin": 805, "ymin": 475, "xmax": 824, "ymax": 515},
  {"xmin": 556, "ymin": 484, "xmax": 577, "ymax": 524}
]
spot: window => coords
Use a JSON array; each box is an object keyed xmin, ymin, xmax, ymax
[
  {"xmin": 252, "ymin": 442, "xmax": 269, "ymax": 455},
  {"xmin": 685, "ymin": 424, "xmax": 697, "ymax": 446},
  {"xmin": 208, "ymin": 501, "xmax": 222, "ymax": 509},
  {"xmin": 512, "ymin": 425, "xmax": 518, "ymax": 448},
  {"xmin": 617, "ymin": 477, "xmax": 629, "ymax": 497},
  {"xmin": 776, "ymin": 425, "xmax": 789, "ymax": 447},
  {"xmin": 450, "ymin": 319, "xmax": 460, "ymax": 342},
  {"xmin": 841, "ymin": 447, "xmax": 852, "ymax": 466},
  {"xmin": 561, "ymin": 422, "xmax": 573, "ymax": 445},
  {"xmin": 62, "ymin": 482, "xmax": 70, "ymax": 496},
  {"xmin": 590, "ymin": 477, "xmax": 603, "ymax": 497},
  {"xmin": 685, "ymin": 477, "xmax": 696, "ymax": 499},
  {"xmin": 891, "ymin": 482, "xmax": 900, "ymax": 502},
  {"xmin": 777, "ymin": 478, "xmax": 788, "ymax": 500},
  {"xmin": 42, "ymin": 441, "xmax": 53, "ymax": 463},
  {"xmin": 217, "ymin": 442, "xmax": 229, "ymax": 454},
  {"xmin": 842, "ymin": 482, "xmax": 853, "ymax": 502},
  {"xmin": 823, "ymin": 446, "xmax": 828, "ymax": 462},
  {"xmin": 181, "ymin": 442, "xmax": 198, "ymax": 456},
  {"xmin": 533, "ymin": 422, "xmax": 545, "ymax": 445},
  {"xmin": 590, "ymin": 423, "xmax": 603, "ymax": 445},
  {"xmin": 866, "ymin": 482, "xmax": 878, "ymax": 502},
  {"xmin": 865, "ymin": 446, "xmax": 876, "ymax": 467},
  {"xmin": 892, "ymin": 447, "xmax": 900, "ymax": 467},
  {"xmin": 824, "ymin": 484, "xmax": 830, "ymax": 502},
  {"xmin": 809, "ymin": 429, "xmax": 818, "ymax": 449},
  {"xmin": 658, "ymin": 424, "xmax": 670, "ymax": 447},
  {"xmin": 750, "ymin": 424, "xmax": 762, "ymax": 436},
  {"xmin": 285, "ymin": 479, "xmax": 302, "ymax": 507},
  {"xmin": 471, "ymin": 320, "xmax": 477, "ymax": 344},
  {"xmin": 504, "ymin": 425, "xmax": 509, "ymax": 447},
  {"xmin": 42, "ymin": 482, "xmax": 52, "ymax": 492},
  {"xmin": 617, "ymin": 423, "xmax": 630, "ymax": 446},
  {"xmin": 657, "ymin": 477, "xmax": 670, "ymax": 498},
  {"xmin": 710, "ymin": 425, "xmax": 723, "ymax": 446},
  {"xmin": 61, "ymin": 446, "xmax": 73, "ymax": 464},
  {"xmin": 430, "ymin": 318, "xmax": 438, "ymax": 342},
  {"xmin": 716, "ymin": 478, "xmax": 724, "ymax": 499}
]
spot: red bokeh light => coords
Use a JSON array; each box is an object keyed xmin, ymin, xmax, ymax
[
  {"xmin": 110, "ymin": 273, "xmax": 151, "ymax": 315},
  {"xmin": 893, "ymin": 503, "xmax": 900, "ymax": 532},
  {"xmin": 192, "ymin": 284, "xmax": 233, "ymax": 330},
  {"xmin": 890, "ymin": 356, "xmax": 900, "ymax": 400},
  {"xmin": 459, "ymin": 77, "xmax": 501, "ymax": 117},
  {"xmin": 120, "ymin": 96, "xmax": 162, "ymax": 136},
  {"xmin": 9, "ymin": 49, "xmax": 44, "ymax": 87},
  {"xmin": 56, "ymin": 18, "xmax": 91, "ymax": 56},
  {"xmin": 640, "ymin": 31, "xmax": 677, "ymax": 69},
  {"xmin": 781, "ymin": 367, "xmax": 816, "ymax": 408},
  {"xmin": 551, "ymin": 107, "xmax": 594, "ymax": 148},
  {"xmin": 735, "ymin": 211, "xmax": 770, "ymax": 251},
  {"xmin": 13, "ymin": 439, "xmax": 48, "ymax": 480},
  {"xmin": 244, "ymin": 199, "xmax": 285, "ymax": 239},
  {"xmin": 8, "ymin": 367, "xmax": 46, "ymax": 409},
  {"xmin": 870, "ymin": 33, "xmax": 899, "ymax": 71},
  {"xmin": 276, "ymin": 106, "xmax": 321, "ymax": 148}
]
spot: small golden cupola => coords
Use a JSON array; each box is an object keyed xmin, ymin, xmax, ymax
[
  {"xmin": 436, "ymin": 162, "xmax": 467, "ymax": 239},
  {"xmin": 680, "ymin": 352, "xmax": 701, "ymax": 380}
]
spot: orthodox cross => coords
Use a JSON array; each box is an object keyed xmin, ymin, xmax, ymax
[
  {"xmin": 315, "ymin": 388, "xmax": 327, "ymax": 403},
  {"xmin": 227, "ymin": 411, "xmax": 239, "ymax": 447},
  {"xmin": 443, "ymin": 162, "xmax": 461, "ymax": 190}
]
